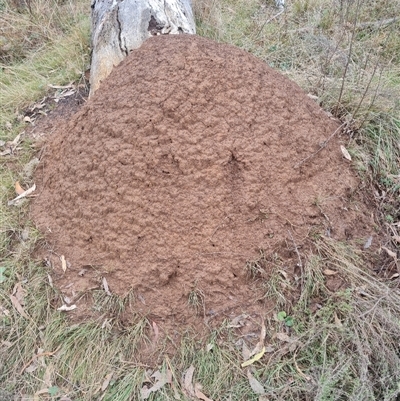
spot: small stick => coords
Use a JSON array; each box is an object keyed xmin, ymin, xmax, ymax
[
  {"xmin": 294, "ymin": 123, "xmax": 346, "ymax": 169},
  {"xmin": 20, "ymin": 347, "xmax": 60, "ymax": 375},
  {"xmin": 255, "ymin": 9, "xmax": 284, "ymax": 38},
  {"xmin": 288, "ymin": 230, "xmax": 302, "ymax": 269}
]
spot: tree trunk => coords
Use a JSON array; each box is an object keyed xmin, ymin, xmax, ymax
[{"xmin": 90, "ymin": 0, "xmax": 196, "ymax": 95}]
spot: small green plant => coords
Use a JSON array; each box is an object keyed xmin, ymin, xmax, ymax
[{"xmin": 277, "ymin": 311, "xmax": 294, "ymax": 327}]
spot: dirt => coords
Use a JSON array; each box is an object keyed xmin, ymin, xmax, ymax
[{"xmin": 31, "ymin": 34, "xmax": 375, "ymax": 332}]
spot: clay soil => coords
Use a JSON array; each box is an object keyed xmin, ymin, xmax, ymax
[{"xmin": 31, "ymin": 34, "xmax": 374, "ymax": 331}]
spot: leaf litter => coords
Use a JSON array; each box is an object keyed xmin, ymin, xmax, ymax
[
  {"xmin": 141, "ymin": 369, "xmax": 172, "ymax": 400},
  {"xmin": 8, "ymin": 183, "xmax": 36, "ymax": 206}
]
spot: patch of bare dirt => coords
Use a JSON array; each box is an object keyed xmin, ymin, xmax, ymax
[{"xmin": 31, "ymin": 35, "xmax": 375, "ymax": 331}]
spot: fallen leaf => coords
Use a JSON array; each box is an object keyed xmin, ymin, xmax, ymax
[
  {"xmin": 275, "ymin": 333, "xmax": 290, "ymax": 342},
  {"xmin": 48, "ymin": 83, "xmax": 74, "ymax": 89},
  {"xmin": 9, "ymin": 294, "xmax": 30, "ymax": 319},
  {"xmin": 59, "ymin": 89, "xmax": 76, "ymax": 98},
  {"xmin": 152, "ymin": 321, "xmax": 159, "ymax": 344},
  {"xmin": 250, "ymin": 320, "xmax": 267, "ymax": 357},
  {"xmin": 392, "ymin": 235, "xmax": 400, "ymax": 244},
  {"xmin": 43, "ymin": 364, "xmax": 54, "ymax": 387},
  {"xmin": 194, "ymin": 383, "xmax": 214, "ymax": 401},
  {"xmin": 8, "ymin": 183, "xmax": 36, "ymax": 206},
  {"xmin": 13, "ymin": 282, "xmax": 26, "ymax": 304},
  {"xmin": 390, "ymin": 273, "xmax": 399, "ymax": 280},
  {"xmin": 259, "ymin": 396, "xmax": 269, "ymax": 401},
  {"xmin": 0, "ymin": 133, "xmax": 22, "ymax": 156},
  {"xmin": 206, "ymin": 343, "xmax": 214, "ymax": 352},
  {"xmin": 242, "ymin": 341, "xmax": 251, "ymax": 361},
  {"xmin": 101, "ymin": 372, "xmax": 113, "ymax": 391},
  {"xmin": 278, "ymin": 270, "xmax": 288, "ymax": 280},
  {"xmin": 141, "ymin": 370, "xmax": 171, "ymax": 399},
  {"xmin": 23, "ymin": 116, "xmax": 32, "ymax": 123},
  {"xmin": 102, "ymin": 277, "xmax": 111, "ymax": 296},
  {"xmin": 47, "ymin": 274, "xmax": 53, "ymax": 288},
  {"xmin": 26, "ymin": 362, "xmax": 39, "ymax": 373},
  {"xmin": 241, "ymin": 347, "xmax": 265, "ymax": 367},
  {"xmin": 183, "ymin": 365, "xmax": 195, "ymax": 397},
  {"xmin": 334, "ymin": 312, "xmax": 342, "ymax": 327},
  {"xmin": 364, "ymin": 236, "xmax": 373, "ymax": 249},
  {"xmin": 15, "ymin": 181, "xmax": 25, "ymax": 195},
  {"xmin": 246, "ymin": 370, "xmax": 265, "ymax": 395},
  {"xmin": 382, "ymin": 246, "xmax": 397, "ymax": 259},
  {"xmin": 34, "ymin": 388, "xmax": 49, "ymax": 397},
  {"xmin": 340, "ymin": 145, "xmax": 352, "ymax": 161},
  {"xmin": 323, "ymin": 269, "xmax": 338, "ymax": 276},
  {"xmin": 228, "ymin": 314, "xmax": 249, "ymax": 328},
  {"xmin": 60, "ymin": 255, "xmax": 67, "ymax": 273},
  {"xmin": 57, "ymin": 304, "xmax": 77, "ymax": 311},
  {"xmin": 63, "ymin": 296, "xmax": 72, "ymax": 305}
]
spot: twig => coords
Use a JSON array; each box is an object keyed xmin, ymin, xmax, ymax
[
  {"xmin": 356, "ymin": 17, "xmax": 397, "ymax": 31},
  {"xmin": 335, "ymin": 0, "xmax": 362, "ymax": 116},
  {"xmin": 20, "ymin": 347, "xmax": 61, "ymax": 374},
  {"xmin": 288, "ymin": 230, "xmax": 302, "ymax": 269},
  {"xmin": 294, "ymin": 123, "xmax": 346, "ymax": 168},
  {"xmin": 358, "ymin": 294, "xmax": 388, "ymax": 318},
  {"xmin": 255, "ymin": 9, "xmax": 284, "ymax": 39}
]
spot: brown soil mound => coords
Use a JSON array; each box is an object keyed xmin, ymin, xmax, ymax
[{"xmin": 32, "ymin": 35, "xmax": 371, "ymax": 328}]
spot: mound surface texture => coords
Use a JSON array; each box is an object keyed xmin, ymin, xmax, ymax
[{"xmin": 32, "ymin": 35, "xmax": 368, "ymax": 326}]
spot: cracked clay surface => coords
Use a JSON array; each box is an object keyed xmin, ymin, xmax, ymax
[{"xmin": 32, "ymin": 35, "xmax": 373, "ymax": 329}]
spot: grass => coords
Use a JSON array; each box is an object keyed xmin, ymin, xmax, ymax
[{"xmin": 1, "ymin": 0, "xmax": 400, "ymax": 399}]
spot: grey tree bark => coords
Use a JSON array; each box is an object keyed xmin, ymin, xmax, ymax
[{"xmin": 90, "ymin": 0, "xmax": 196, "ymax": 95}]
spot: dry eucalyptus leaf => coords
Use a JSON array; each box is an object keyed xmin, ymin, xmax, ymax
[
  {"xmin": 9, "ymin": 294, "xmax": 30, "ymax": 319},
  {"xmin": 382, "ymin": 246, "xmax": 397, "ymax": 259},
  {"xmin": 60, "ymin": 255, "xmax": 67, "ymax": 273},
  {"xmin": 241, "ymin": 347, "xmax": 265, "ymax": 367},
  {"xmin": 101, "ymin": 372, "xmax": 113, "ymax": 391},
  {"xmin": 152, "ymin": 321, "xmax": 159, "ymax": 343},
  {"xmin": 26, "ymin": 361, "xmax": 39, "ymax": 373},
  {"xmin": 340, "ymin": 145, "xmax": 352, "ymax": 161},
  {"xmin": 13, "ymin": 282, "xmax": 26, "ymax": 304},
  {"xmin": 250, "ymin": 321, "xmax": 267, "ymax": 357},
  {"xmin": 43, "ymin": 364, "xmax": 54, "ymax": 388},
  {"xmin": 57, "ymin": 304, "xmax": 77, "ymax": 312},
  {"xmin": 363, "ymin": 236, "xmax": 373, "ymax": 249},
  {"xmin": 242, "ymin": 341, "xmax": 251, "ymax": 361},
  {"xmin": 275, "ymin": 333, "xmax": 291, "ymax": 342},
  {"xmin": 206, "ymin": 343, "xmax": 214, "ymax": 352},
  {"xmin": 141, "ymin": 370, "xmax": 171, "ymax": 400},
  {"xmin": 194, "ymin": 383, "xmax": 214, "ymax": 401},
  {"xmin": 8, "ymin": 183, "xmax": 36, "ymax": 206},
  {"xmin": 323, "ymin": 269, "xmax": 338, "ymax": 276},
  {"xmin": 102, "ymin": 277, "xmax": 112, "ymax": 296},
  {"xmin": 334, "ymin": 312, "xmax": 343, "ymax": 327},
  {"xmin": 183, "ymin": 365, "xmax": 195, "ymax": 397},
  {"xmin": 247, "ymin": 370, "xmax": 265, "ymax": 395},
  {"xmin": 390, "ymin": 273, "xmax": 399, "ymax": 280},
  {"xmin": 228, "ymin": 314, "xmax": 249, "ymax": 328},
  {"xmin": 15, "ymin": 181, "xmax": 25, "ymax": 195},
  {"xmin": 278, "ymin": 270, "xmax": 288, "ymax": 280}
]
